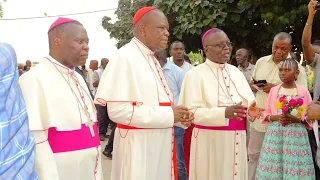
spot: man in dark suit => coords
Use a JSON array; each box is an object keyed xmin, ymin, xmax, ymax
[{"xmin": 75, "ymin": 66, "xmax": 94, "ymax": 99}]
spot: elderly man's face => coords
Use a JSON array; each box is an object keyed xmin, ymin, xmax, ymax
[
  {"xmin": 143, "ymin": 10, "xmax": 170, "ymax": 51},
  {"xmin": 272, "ymin": 39, "xmax": 291, "ymax": 63},
  {"xmin": 26, "ymin": 60, "xmax": 31, "ymax": 67},
  {"xmin": 204, "ymin": 31, "xmax": 232, "ymax": 64},
  {"xmin": 236, "ymin": 49, "xmax": 248, "ymax": 65},
  {"xmin": 60, "ymin": 23, "xmax": 89, "ymax": 67}
]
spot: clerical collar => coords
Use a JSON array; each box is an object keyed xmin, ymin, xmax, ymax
[
  {"xmin": 205, "ymin": 58, "xmax": 226, "ymax": 69},
  {"xmin": 132, "ymin": 37, "xmax": 154, "ymax": 56},
  {"xmin": 47, "ymin": 55, "xmax": 75, "ymax": 75}
]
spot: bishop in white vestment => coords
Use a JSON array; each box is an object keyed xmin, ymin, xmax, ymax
[
  {"xmin": 179, "ymin": 28, "xmax": 255, "ymax": 180},
  {"xmin": 19, "ymin": 17, "xmax": 103, "ymax": 180},
  {"xmin": 95, "ymin": 7, "xmax": 192, "ymax": 180}
]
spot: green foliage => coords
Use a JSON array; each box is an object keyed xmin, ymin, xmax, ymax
[
  {"xmin": 188, "ymin": 51, "xmax": 203, "ymax": 65},
  {"xmin": 0, "ymin": 0, "xmax": 7, "ymax": 18},
  {"xmin": 102, "ymin": 0, "xmax": 320, "ymax": 59},
  {"xmin": 0, "ymin": 3, "xmax": 3, "ymax": 18}
]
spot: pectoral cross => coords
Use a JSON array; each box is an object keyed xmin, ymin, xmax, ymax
[{"xmin": 85, "ymin": 120, "xmax": 95, "ymax": 137}]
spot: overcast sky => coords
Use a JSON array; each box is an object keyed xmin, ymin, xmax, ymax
[{"xmin": 0, "ymin": 0, "xmax": 119, "ymax": 64}]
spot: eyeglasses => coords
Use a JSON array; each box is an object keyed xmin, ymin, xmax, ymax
[{"xmin": 206, "ymin": 42, "xmax": 233, "ymax": 49}]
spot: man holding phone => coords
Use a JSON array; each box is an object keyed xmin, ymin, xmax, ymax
[{"xmin": 247, "ymin": 32, "xmax": 307, "ymax": 180}]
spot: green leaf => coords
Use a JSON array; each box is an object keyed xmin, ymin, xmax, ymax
[
  {"xmin": 203, "ymin": 19, "xmax": 211, "ymax": 25},
  {"xmin": 203, "ymin": 1, "xmax": 210, "ymax": 6},
  {"xmin": 102, "ymin": 0, "xmax": 319, "ymax": 60},
  {"xmin": 196, "ymin": 28, "xmax": 202, "ymax": 35},
  {"xmin": 230, "ymin": 14, "xmax": 240, "ymax": 23},
  {"xmin": 190, "ymin": 27, "xmax": 196, "ymax": 34},
  {"xmin": 176, "ymin": 33, "xmax": 183, "ymax": 40},
  {"xmin": 196, "ymin": 23, "xmax": 204, "ymax": 28}
]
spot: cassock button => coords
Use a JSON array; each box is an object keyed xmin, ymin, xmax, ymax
[
  {"xmin": 225, "ymin": 77, "xmax": 227, "ymax": 79},
  {"xmin": 231, "ymin": 94, "xmax": 233, "ymax": 97},
  {"xmin": 236, "ymin": 142, "xmax": 239, "ymax": 145},
  {"xmin": 227, "ymin": 86, "xmax": 230, "ymax": 88},
  {"xmin": 236, "ymin": 132, "xmax": 239, "ymax": 135},
  {"xmin": 235, "ymin": 173, "xmax": 237, "ymax": 176},
  {"xmin": 236, "ymin": 152, "xmax": 238, "ymax": 155},
  {"xmin": 235, "ymin": 163, "xmax": 238, "ymax": 165}
]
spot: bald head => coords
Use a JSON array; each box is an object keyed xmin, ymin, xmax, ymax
[
  {"xmin": 133, "ymin": 9, "xmax": 169, "ymax": 52},
  {"xmin": 236, "ymin": 48, "xmax": 249, "ymax": 66},
  {"xmin": 25, "ymin": 60, "xmax": 32, "ymax": 67},
  {"xmin": 90, "ymin": 60, "xmax": 98, "ymax": 70},
  {"xmin": 100, "ymin": 58, "xmax": 109, "ymax": 69}
]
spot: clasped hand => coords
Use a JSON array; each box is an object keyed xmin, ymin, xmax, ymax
[
  {"xmin": 276, "ymin": 114, "xmax": 301, "ymax": 126},
  {"xmin": 172, "ymin": 105, "xmax": 194, "ymax": 127},
  {"xmin": 225, "ymin": 102, "xmax": 248, "ymax": 120}
]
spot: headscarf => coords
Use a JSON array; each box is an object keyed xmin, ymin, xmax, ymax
[{"xmin": 0, "ymin": 43, "xmax": 38, "ymax": 179}]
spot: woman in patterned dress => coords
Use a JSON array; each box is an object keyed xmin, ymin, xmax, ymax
[{"xmin": 255, "ymin": 58, "xmax": 316, "ymax": 179}]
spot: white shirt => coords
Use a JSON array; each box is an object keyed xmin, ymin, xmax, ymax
[
  {"xmin": 87, "ymin": 69, "xmax": 99, "ymax": 96},
  {"xmin": 238, "ymin": 63, "xmax": 255, "ymax": 83},
  {"xmin": 171, "ymin": 60, "xmax": 194, "ymax": 72}
]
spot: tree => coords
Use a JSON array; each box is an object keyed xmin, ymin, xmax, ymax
[
  {"xmin": 0, "ymin": 3, "xmax": 3, "ymax": 18},
  {"xmin": 0, "ymin": 0, "xmax": 7, "ymax": 18},
  {"xmin": 102, "ymin": 0, "xmax": 320, "ymax": 60}
]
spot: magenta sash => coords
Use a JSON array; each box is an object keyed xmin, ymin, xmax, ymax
[
  {"xmin": 48, "ymin": 122, "xmax": 100, "ymax": 153},
  {"xmin": 194, "ymin": 119, "xmax": 246, "ymax": 131}
]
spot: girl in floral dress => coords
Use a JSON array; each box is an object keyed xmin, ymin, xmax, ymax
[{"xmin": 255, "ymin": 58, "xmax": 316, "ymax": 180}]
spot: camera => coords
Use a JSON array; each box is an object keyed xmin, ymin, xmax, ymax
[{"xmin": 316, "ymin": 2, "xmax": 320, "ymax": 10}]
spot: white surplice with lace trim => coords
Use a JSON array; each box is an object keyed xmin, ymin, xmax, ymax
[
  {"xmin": 95, "ymin": 37, "xmax": 176, "ymax": 180},
  {"xmin": 19, "ymin": 56, "xmax": 103, "ymax": 180}
]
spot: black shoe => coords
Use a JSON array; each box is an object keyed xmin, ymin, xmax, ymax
[
  {"xmin": 103, "ymin": 151, "xmax": 112, "ymax": 159},
  {"xmin": 99, "ymin": 135, "xmax": 105, "ymax": 141}
]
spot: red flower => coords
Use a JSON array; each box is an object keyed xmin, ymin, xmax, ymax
[
  {"xmin": 296, "ymin": 98, "xmax": 303, "ymax": 106},
  {"xmin": 279, "ymin": 95, "xmax": 286, "ymax": 102},
  {"xmin": 289, "ymin": 98, "xmax": 297, "ymax": 107},
  {"xmin": 282, "ymin": 105, "xmax": 289, "ymax": 114}
]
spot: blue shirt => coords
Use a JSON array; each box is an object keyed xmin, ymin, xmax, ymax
[
  {"xmin": 0, "ymin": 43, "xmax": 38, "ymax": 179},
  {"xmin": 163, "ymin": 61, "xmax": 185, "ymax": 105}
]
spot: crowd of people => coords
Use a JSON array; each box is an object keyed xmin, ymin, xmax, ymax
[{"xmin": 1, "ymin": 0, "xmax": 320, "ymax": 180}]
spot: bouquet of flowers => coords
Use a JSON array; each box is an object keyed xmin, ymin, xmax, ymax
[{"xmin": 276, "ymin": 95, "xmax": 306, "ymax": 125}]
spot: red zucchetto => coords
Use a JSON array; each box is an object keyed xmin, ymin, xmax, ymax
[{"xmin": 133, "ymin": 6, "xmax": 157, "ymax": 25}]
